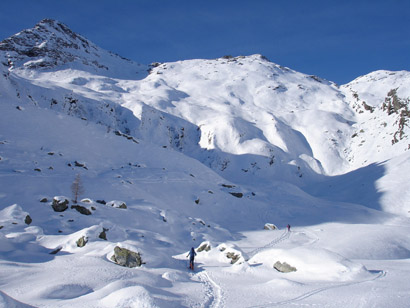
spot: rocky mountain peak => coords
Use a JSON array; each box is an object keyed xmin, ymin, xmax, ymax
[{"xmin": 0, "ymin": 19, "xmax": 146, "ymax": 78}]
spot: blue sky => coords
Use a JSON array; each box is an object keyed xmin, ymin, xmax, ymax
[{"xmin": 0, "ymin": 0, "xmax": 409, "ymax": 84}]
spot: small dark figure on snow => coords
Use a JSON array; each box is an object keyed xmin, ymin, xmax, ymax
[
  {"xmin": 187, "ymin": 247, "xmax": 197, "ymax": 270},
  {"xmin": 287, "ymin": 224, "xmax": 291, "ymax": 232}
]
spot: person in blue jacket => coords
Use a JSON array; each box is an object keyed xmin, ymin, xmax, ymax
[{"xmin": 187, "ymin": 247, "xmax": 197, "ymax": 270}]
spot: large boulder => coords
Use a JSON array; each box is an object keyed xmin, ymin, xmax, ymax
[
  {"xmin": 111, "ymin": 246, "xmax": 142, "ymax": 268},
  {"xmin": 52, "ymin": 196, "xmax": 69, "ymax": 212},
  {"xmin": 274, "ymin": 261, "xmax": 297, "ymax": 273}
]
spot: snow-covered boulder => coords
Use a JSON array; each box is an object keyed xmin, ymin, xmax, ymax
[
  {"xmin": 264, "ymin": 223, "xmax": 277, "ymax": 230},
  {"xmin": 52, "ymin": 196, "xmax": 69, "ymax": 212},
  {"xmin": 106, "ymin": 200, "xmax": 127, "ymax": 209}
]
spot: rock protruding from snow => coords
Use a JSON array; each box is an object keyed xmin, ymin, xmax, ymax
[
  {"xmin": 51, "ymin": 196, "xmax": 69, "ymax": 212},
  {"xmin": 274, "ymin": 261, "xmax": 297, "ymax": 273},
  {"xmin": 264, "ymin": 223, "xmax": 277, "ymax": 230},
  {"xmin": 76, "ymin": 236, "xmax": 88, "ymax": 247},
  {"xmin": 71, "ymin": 205, "xmax": 92, "ymax": 215},
  {"xmin": 111, "ymin": 246, "xmax": 143, "ymax": 268},
  {"xmin": 106, "ymin": 200, "xmax": 127, "ymax": 209}
]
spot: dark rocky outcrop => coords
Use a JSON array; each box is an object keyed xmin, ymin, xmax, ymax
[
  {"xmin": 99, "ymin": 228, "xmax": 109, "ymax": 240},
  {"xmin": 229, "ymin": 192, "xmax": 243, "ymax": 198},
  {"xmin": 24, "ymin": 215, "xmax": 32, "ymax": 225}
]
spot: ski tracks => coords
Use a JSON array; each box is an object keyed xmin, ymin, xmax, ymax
[
  {"xmin": 195, "ymin": 271, "xmax": 224, "ymax": 308},
  {"xmin": 247, "ymin": 230, "xmax": 291, "ymax": 258},
  {"xmin": 246, "ymin": 270, "xmax": 387, "ymax": 308}
]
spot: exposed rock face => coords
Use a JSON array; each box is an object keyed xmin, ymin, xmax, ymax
[
  {"xmin": 274, "ymin": 261, "xmax": 297, "ymax": 273},
  {"xmin": 111, "ymin": 246, "xmax": 142, "ymax": 268},
  {"xmin": 52, "ymin": 197, "xmax": 69, "ymax": 212},
  {"xmin": 0, "ymin": 18, "xmax": 146, "ymax": 79}
]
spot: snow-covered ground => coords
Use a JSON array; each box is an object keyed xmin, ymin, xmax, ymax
[{"xmin": 0, "ymin": 19, "xmax": 410, "ymax": 307}]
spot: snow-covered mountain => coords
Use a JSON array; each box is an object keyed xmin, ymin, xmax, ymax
[{"xmin": 1, "ymin": 19, "xmax": 410, "ymax": 307}]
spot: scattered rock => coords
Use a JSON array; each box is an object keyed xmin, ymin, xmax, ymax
[
  {"xmin": 197, "ymin": 243, "xmax": 211, "ymax": 252},
  {"xmin": 81, "ymin": 198, "xmax": 92, "ymax": 203},
  {"xmin": 221, "ymin": 184, "xmax": 235, "ymax": 188},
  {"xmin": 24, "ymin": 215, "xmax": 32, "ymax": 225},
  {"xmin": 107, "ymin": 200, "xmax": 127, "ymax": 209},
  {"xmin": 111, "ymin": 246, "xmax": 143, "ymax": 268},
  {"xmin": 0, "ymin": 226, "xmax": 3, "ymax": 229},
  {"xmin": 274, "ymin": 261, "xmax": 297, "ymax": 273},
  {"xmin": 195, "ymin": 198, "xmax": 200, "ymax": 204},
  {"xmin": 264, "ymin": 223, "xmax": 277, "ymax": 230},
  {"xmin": 226, "ymin": 252, "xmax": 240, "ymax": 264},
  {"xmin": 40, "ymin": 197, "xmax": 48, "ymax": 203},
  {"xmin": 71, "ymin": 205, "xmax": 91, "ymax": 215},
  {"xmin": 99, "ymin": 228, "xmax": 109, "ymax": 240},
  {"xmin": 96, "ymin": 200, "xmax": 106, "ymax": 205},
  {"xmin": 229, "ymin": 192, "xmax": 243, "ymax": 198},
  {"xmin": 91, "ymin": 206, "xmax": 96, "ymax": 211},
  {"xmin": 52, "ymin": 196, "xmax": 69, "ymax": 212},
  {"xmin": 74, "ymin": 160, "xmax": 88, "ymax": 169},
  {"xmin": 76, "ymin": 236, "xmax": 88, "ymax": 247},
  {"xmin": 50, "ymin": 247, "xmax": 62, "ymax": 255},
  {"xmin": 34, "ymin": 168, "xmax": 41, "ymax": 172}
]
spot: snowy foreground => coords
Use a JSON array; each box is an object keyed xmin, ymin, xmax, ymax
[{"xmin": 1, "ymin": 19, "xmax": 410, "ymax": 307}]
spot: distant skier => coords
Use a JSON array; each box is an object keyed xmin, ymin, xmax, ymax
[
  {"xmin": 287, "ymin": 224, "xmax": 291, "ymax": 232},
  {"xmin": 187, "ymin": 247, "xmax": 197, "ymax": 270}
]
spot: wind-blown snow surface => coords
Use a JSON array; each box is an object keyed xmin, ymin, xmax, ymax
[{"xmin": 1, "ymin": 19, "xmax": 410, "ymax": 307}]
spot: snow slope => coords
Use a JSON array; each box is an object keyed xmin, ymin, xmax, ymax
[{"xmin": 1, "ymin": 19, "xmax": 410, "ymax": 307}]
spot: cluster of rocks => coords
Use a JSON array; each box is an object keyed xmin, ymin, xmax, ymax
[{"xmin": 45, "ymin": 196, "xmax": 127, "ymax": 214}]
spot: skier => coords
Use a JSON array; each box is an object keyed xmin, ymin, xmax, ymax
[
  {"xmin": 187, "ymin": 247, "xmax": 197, "ymax": 270},
  {"xmin": 287, "ymin": 224, "xmax": 291, "ymax": 232}
]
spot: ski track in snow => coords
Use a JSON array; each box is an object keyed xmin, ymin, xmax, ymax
[
  {"xmin": 246, "ymin": 270, "xmax": 387, "ymax": 308},
  {"xmin": 247, "ymin": 230, "xmax": 291, "ymax": 258},
  {"xmin": 194, "ymin": 271, "xmax": 224, "ymax": 308}
]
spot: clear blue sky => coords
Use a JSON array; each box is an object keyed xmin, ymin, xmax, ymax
[{"xmin": 1, "ymin": 0, "xmax": 409, "ymax": 84}]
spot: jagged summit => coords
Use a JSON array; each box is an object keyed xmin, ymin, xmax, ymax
[{"xmin": 0, "ymin": 19, "xmax": 147, "ymax": 79}]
